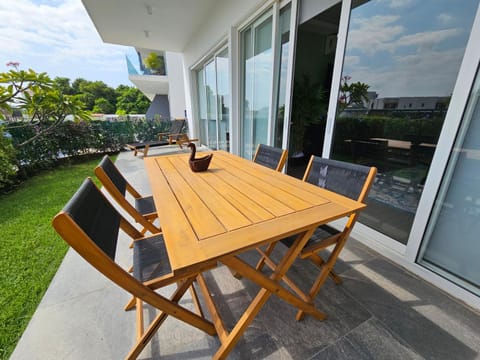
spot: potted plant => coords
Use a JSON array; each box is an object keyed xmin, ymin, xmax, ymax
[
  {"xmin": 289, "ymin": 75, "xmax": 326, "ymax": 160},
  {"xmin": 144, "ymin": 52, "xmax": 165, "ymax": 74}
]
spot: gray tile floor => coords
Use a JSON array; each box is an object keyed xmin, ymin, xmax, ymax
[{"xmin": 10, "ymin": 147, "xmax": 480, "ymax": 360}]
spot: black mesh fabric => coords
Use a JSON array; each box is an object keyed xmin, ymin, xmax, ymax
[
  {"xmin": 282, "ymin": 224, "xmax": 340, "ymax": 248},
  {"xmin": 133, "ymin": 235, "xmax": 172, "ymax": 282},
  {"xmin": 254, "ymin": 144, "xmax": 285, "ymax": 170},
  {"xmin": 98, "ymin": 156, "xmax": 127, "ymax": 195},
  {"xmin": 63, "ymin": 178, "xmax": 121, "ymax": 260},
  {"xmin": 135, "ymin": 196, "xmax": 156, "ymax": 215},
  {"xmin": 305, "ymin": 157, "xmax": 371, "ymax": 200}
]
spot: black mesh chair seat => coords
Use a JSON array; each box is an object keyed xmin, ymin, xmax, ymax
[
  {"xmin": 133, "ymin": 234, "xmax": 172, "ymax": 282},
  {"xmin": 135, "ymin": 196, "xmax": 156, "ymax": 216},
  {"xmin": 281, "ymin": 225, "xmax": 340, "ymax": 249}
]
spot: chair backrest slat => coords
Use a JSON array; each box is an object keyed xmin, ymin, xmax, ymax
[
  {"xmin": 62, "ymin": 178, "xmax": 122, "ymax": 260},
  {"xmin": 253, "ymin": 144, "xmax": 288, "ymax": 172},
  {"xmin": 304, "ymin": 157, "xmax": 373, "ymax": 201}
]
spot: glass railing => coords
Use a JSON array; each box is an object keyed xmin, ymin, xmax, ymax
[{"xmin": 125, "ymin": 55, "xmax": 167, "ymax": 76}]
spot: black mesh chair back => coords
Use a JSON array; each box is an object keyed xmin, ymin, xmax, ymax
[
  {"xmin": 98, "ymin": 155, "xmax": 128, "ymax": 196},
  {"xmin": 304, "ymin": 157, "xmax": 372, "ymax": 201},
  {"xmin": 95, "ymin": 155, "xmax": 160, "ymax": 234},
  {"xmin": 253, "ymin": 144, "xmax": 288, "ymax": 172}
]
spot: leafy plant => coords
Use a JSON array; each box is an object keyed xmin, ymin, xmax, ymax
[{"xmin": 144, "ymin": 52, "xmax": 165, "ymax": 74}]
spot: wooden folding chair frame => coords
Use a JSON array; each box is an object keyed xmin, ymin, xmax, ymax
[
  {"xmin": 52, "ymin": 179, "xmax": 216, "ymax": 360},
  {"xmin": 256, "ymin": 156, "xmax": 377, "ymax": 320},
  {"xmin": 94, "ymin": 156, "xmax": 161, "ymax": 235}
]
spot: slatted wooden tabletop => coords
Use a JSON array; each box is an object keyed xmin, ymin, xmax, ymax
[{"xmin": 144, "ymin": 150, "xmax": 364, "ymax": 275}]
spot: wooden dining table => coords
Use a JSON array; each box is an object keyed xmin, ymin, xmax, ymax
[{"xmin": 144, "ymin": 150, "xmax": 365, "ymax": 359}]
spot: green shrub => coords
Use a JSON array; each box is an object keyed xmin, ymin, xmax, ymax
[{"xmin": 0, "ymin": 126, "xmax": 17, "ymax": 191}]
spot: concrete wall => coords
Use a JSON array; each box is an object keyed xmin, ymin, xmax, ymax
[
  {"xmin": 165, "ymin": 52, "xmax": 187, "ymax": 118},
  {"xmin": 146, "ymin": 94, "xmax": 170, "ymax": 120}
]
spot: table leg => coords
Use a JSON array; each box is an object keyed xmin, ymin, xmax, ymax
[{"xmin": 214, "ymin": 229, "xmax": 325, "ymax": 359}]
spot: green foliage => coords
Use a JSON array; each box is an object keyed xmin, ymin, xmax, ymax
[
  {"xmin": 115, "ymin": 86, "xmax": 150, "ymax": 114},
  {"xmin": 0, "ymin": 127, "xmax": 16, "ymax": 190},
  {"xmin": 144, "ymin": 52, "xmax": 165, "ymax": 73},
  {"xmin": 92, "ymin": 97, "xmax": 115, "ymax": 114},
  {"xmin": 2, "ymin": 118, "xmax": 163, "ymax": 192},
  {"xmin": 290, "ymin": 75, "xmax": 326, "ymax": 154},
  {"xmin": 0, "ymin": 155, "xmax": 112, "ymax": 360},
  {"xmin": 0, "ymin": 69, "xmax": 52, "ymax": 115},
  {"xmin": 338, "ymin": 75, "xmax": 370, "ymax": 113}
]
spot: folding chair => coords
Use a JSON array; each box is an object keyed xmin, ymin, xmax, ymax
[
  {"xmin": 256, "ymin": 156, "xmax": 376, "ymax": 320},
  {"xmin": 52, "ymin": 178, "xmax": 216, "ymax": 359},
  {"xmin": 94, "ymin": 155, "xmax": 160, "ymax": 235},
  {"xmin": 157, "ymin": 118, "xmax": 186, "ymax": 145},
  {"xmin": 252, "ymin": 144, "xmax": 288, "ymax": 172}
]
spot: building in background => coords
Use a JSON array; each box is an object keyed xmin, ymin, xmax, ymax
[{"xmin": 126, "ymin": 48, "xmax": 186, "ymax": 120}]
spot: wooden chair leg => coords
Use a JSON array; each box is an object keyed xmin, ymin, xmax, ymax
[
  {"xmin": 125, "ymin": 278, "xmax": 201, "ymax": 360},
  {"xmin": 125, "ymin": 296, "xmax": 136, "ymax": 311},
  {"xmin": 308, "ymin": 253, "xmax": 343, "ymax": 285},
  {"xmin": 136, "ymin": 298, "xmax": 144, "ymax": 339}
]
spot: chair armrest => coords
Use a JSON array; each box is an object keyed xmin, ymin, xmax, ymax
[{"xmin": 158, "ymin": 132, "xmax": 169, "ymax": 140}]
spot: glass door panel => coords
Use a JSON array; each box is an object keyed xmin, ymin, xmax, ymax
[
  {"xmin": 418, "ymin": 67, "xmax": 480, "ymax": 295},
  {"xmin": 216, "ymin": 49, "xmax": 230, "ymax": 151},
  {"xmin": 205, "ymin": 60, "xmax": 218, "ymax": 149},
  {"xmin": 241, "ymin": 13, "xmax": 273, "ymax": 159},
  {"xmin": 330, "ymin": 0, "xmax": 479, "ymax": 244},
  {"xmin": 197, "ymin": 69, "xmax": 207, "ymax": 145},
  {"xmin": 274, "ymin": 4, "xmax": 291, "ymax": 148}
]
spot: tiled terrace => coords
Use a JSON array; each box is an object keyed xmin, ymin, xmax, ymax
[{"xmin": 10, "ymin": 146, "xmax": 480, "ymax": 360}]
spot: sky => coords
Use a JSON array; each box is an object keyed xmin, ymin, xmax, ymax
[
  {"xmin": 0, "ymin": 0, "xmax": 138, "ymax": 88},
  {"xmin": 342, "ymin": 0, "xmax": 478, "ymax": 98}
]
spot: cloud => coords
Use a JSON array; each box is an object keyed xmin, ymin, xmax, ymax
[
  {"xmin": 437, "ymin": 13, "xmax": 455, "ymax": 25},
  {"xmin": 0, "ymin": 0, "xmax": 130, "ymax": 86},
  {"xmin": 345, "ymin": 47, "xmax": 465, "ymax": 97}
]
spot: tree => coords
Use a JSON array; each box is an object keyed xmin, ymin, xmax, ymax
[
  {"xmin": 0, "ymin": 65, "xmax": 89, "ymax": 148},
  {"xmin": 115, "ymin": 86, "xmax": 150, "ymax": 114},
  {"xmin": 338, "ymin": 75, "xmax": 370, "ymax": 113},
  {"xmin": 144, "ymin": 52, "xmax": 165, "ymax": 74},
  {"xmin": 92, "ymin": 97, "xmax": 115, "ymax": 114}
]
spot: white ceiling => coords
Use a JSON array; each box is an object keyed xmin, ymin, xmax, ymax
[
  {"xmin": 129, "ymin": 74, "xmax": 170, "ymax": 100},
  {"xmin": 82, "ymin": 0, "xmax": 217, "ymax": 52}
]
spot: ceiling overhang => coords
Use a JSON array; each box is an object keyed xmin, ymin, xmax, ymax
[
  {"xmin": 82, "ymin": 0, "xmax": 217, "ymax": 52},
  {"xmin": 128, "ymin": 75, "xmax": 169, "ymax": 100}
]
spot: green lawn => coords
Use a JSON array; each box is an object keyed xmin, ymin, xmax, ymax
[{"xmin": 0, "ymin": 154, "xmax": 116, "ymax": 360}]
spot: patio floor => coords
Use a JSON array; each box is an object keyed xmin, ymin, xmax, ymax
[{"xmin": 10, "ymin": 147, "xmax": 480, "ymax": 360}]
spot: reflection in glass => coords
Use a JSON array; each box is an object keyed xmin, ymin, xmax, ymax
[
  {"xmin": 274, "ymin": 5, "xmax": 291, "ymax": 148},
  {"xmin": 217, "ymin": 49, "xmax": 230, "ymax": 151},
  {"xmin": 196, "ymin": 49, "xmax": 230, "ymax": 150},
  {"xmin": 205, "ymin": 60, "xmax": 217, "ymax": 149},
  {"xmin": 419, "ymin": 68, "xmax": 480, "ymax": 296},
  {"xmin": 241, "ymin": 14, "xmax": 273, "ymax": 159},
  {"xmin": 197, "ymin": 69, "xmax": 207, "ymax": 145},
  {"xmin": 331, "ymin": 0, "xmax": 479, "ymax": 243}
]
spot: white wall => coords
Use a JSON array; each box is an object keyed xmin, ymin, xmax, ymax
[{"xmin": 165, "ymin": 52, "xmax": 187, "ymax": 118}]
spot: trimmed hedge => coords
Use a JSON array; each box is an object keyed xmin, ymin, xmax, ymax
[{"xmin": 0, "ymin": 118, "xmax": 170, "ymax": 192}]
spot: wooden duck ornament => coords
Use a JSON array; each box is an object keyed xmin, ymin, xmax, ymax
[{"xmin": 187, "ymin": 143, "xmax": 213, "ymax": 172}]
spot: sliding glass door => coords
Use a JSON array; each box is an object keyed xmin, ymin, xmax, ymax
[
  {"xmin": 196, "ymin": 48, "xmax": 230, "ymax": 150},
  {"xmin": 329, "ymin": 0, "xmax": 479, "ymax": 244},
  {"xmin": 241, "ymin": 11, "xmax": 274, "ymax": 159},
  {"xmin": 418, "ymin": 67, "xmax": 480, "ymax": 296}
]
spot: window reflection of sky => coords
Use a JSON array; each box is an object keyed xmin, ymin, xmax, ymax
[{"xmin": 344, "ymin": 0, "xmax": 479, "ymax": 97}]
